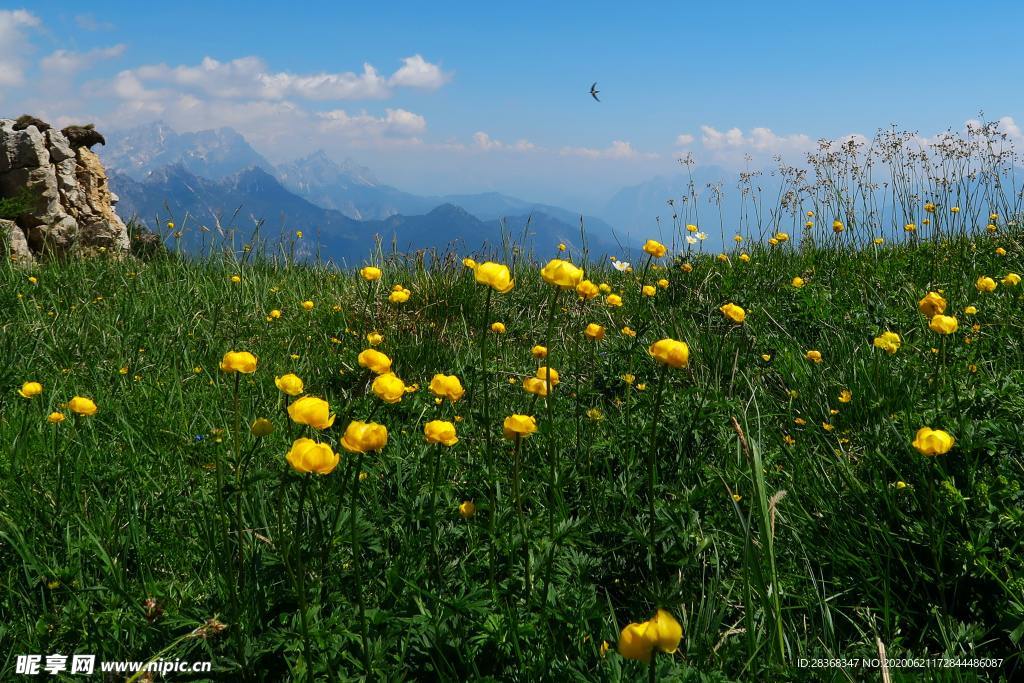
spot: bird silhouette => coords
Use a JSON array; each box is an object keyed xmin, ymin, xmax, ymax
[{"xmin": 590, "ymin": 82, "xmax": 600, "ymax": 102}]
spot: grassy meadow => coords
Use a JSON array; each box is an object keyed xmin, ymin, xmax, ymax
[{"xmin": 3, "ymin": 132, "xmax": 1024, "ymax": 680}]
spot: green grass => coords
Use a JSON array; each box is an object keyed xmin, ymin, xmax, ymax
[{"xmin": 1, "ymin": 229, "xmax": 1023, "ymax": 681}]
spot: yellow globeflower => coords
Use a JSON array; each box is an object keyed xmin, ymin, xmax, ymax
[
  {"xmin": 367, "ymin": 331, "xmax": 384, "ymax": 346},
  {"xmin": 424, "ymin": 420, "xmax": 458, "ymax": 446},
  {"xmin": 463, "ymin": 257, "xmax": 478, "ymax": 270},
  {"xmin": 964, "ymin": 305, "xmax": 978, "ymax": 315},
  {"xmin": 681, "ymin": 263, "xmax": 693, "ymax": 273},
  {"xmin": 605, "ymin": 294, "xmax": 623, "ymax": 307},
  {"xmin": 540, "ymin": 259, "xmax": 585, "ymax": 289},
  {"xmin": 536, "ymin": 366, "xmax": 559, "ymax": 386},
  {"xmin": 832, "ymin": 219, "xmax": 844, "ymax": 233},
  {"xmin": 68, "ymin": 396, "xmax": 98, "ymax": 416},
  {"xmin": 617, "ymin": 621, "xmax": 655, "ymax": 662},
  {"xmin": 531, "ymin": 345, "xmax": 548, "ymax": 359},
  {"xmin": 642, "ymin": 285, "xmax": 656, "ymax": 297},
  {"xmin": 47, "ymin": 412, "xmax": 66, "ymax": 424},
  {"xmin": 251, "ymin": 418, "xmax": 274, "ymax": 437},
  {"xmin": 720, "ymin": 303, "xmax": 745, "ymax": 324},
  {"xmin": 390, "ymin": 287, "xmax": 411, "ymax": 304},
  {"xmin": 918, "ymin": 291, "xmax": 947, "ymax": 318},
  {"xmin": 617, "ymin": 609, "xmax": 682, "ymax": 662},
  {"xmin": 838, "ymin": 389, "xmax": 852, "ymax": 403},
  {"xmin": 219, "ymin": 351, "xmax": 258, "ymax": 374},
  {"xmin": 929, "ymin": 314, "xmax": 958, "ymax": 335},
  {"xmin": 372, "ymin": 373, "xmax": 407, "ymax": 403},
  {"xmin": 975, "ymin": 276, "xmax": 997, "ymax": 293},
  {"xmin": 302, "ymin": 300, "xmax": 314, "ymax": 311},
  {"xmin": 642, "ymin": 239, "xmax": 667, "ymax": 258},
  {"xmin": 268, "ymin": 309, "xmax": 282, "ymax": 320},
  {"xmin": 340, "ymin": 420, "xmax": 388, "ymax": 453},
  {"xmin": 576, "ymin": 279, "xmax": 600, "ymax": 300},
  {"xmin": 791, "ymin": 276, "xmax": 805, "ymax": 288},
  {"xmin": 584, "ymin": 323, "xmax": 606, "ymax": 340},
  {"xmin": 490, "ymin": 321, "xmax": 506, "ymax": 334},
  {"xmin": 287, "ymin": 396, "xmax": 336, "ymax": 430},
  {"xmin": 805, "ymin": 350, "xmax": 823, "ymax": 364},
  {"xmin": 360, "ymin": 266, "xmax": 382, "ymax": 281},
  {"xmin": 502, "ymin": 414, "xmax": 538, "ymax": 439},
  {"xmin": 474, "ymin": 262, "xmax": 515, "ymax": 293},
  {"xmin": 523, "ymin": 377, "xmax": 549, "ymax": 397},
  {"xmin": 274, "ymin": 373, "xmax": 304, "ymax": 396},
  {"xmin": 996, "ymin": 247, "xmax": 1007, "ymax": 256},
  {"xmin": 658, "ymin": 278, "xmax": 669, "ymax": 288},
  {"xmin": 1002, "ymin": 273, "xmax": 1021, "ymax": 286},
  {"xmin": 285, "ymin": 437, "xmax": 340, "ymax": 475},
  {"xmin": 873, "ymin": 331, "xmax": 902, "ymax": 354},
  {"xmin": 912, "ymin": 427, "xmax": 955, "ymax": 456},
  {"xmin": 648, "ymin": 338, "xmax": 689, "ymax": 368},
  {"xmin": 459, "ymin": 500, "xmax": 476, "ymax": 519},
  {"xmin": 18, "ymin": 381, "xmax": 43, "ymax": 398},
  {"xmin": 429, "ymin": 374, "xmax": 465, "ymax": 402},
  {"xmin": 357, "ymin": 349, "xmax": 392, "ymax": 375}
]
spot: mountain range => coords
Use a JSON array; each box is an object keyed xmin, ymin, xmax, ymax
[{"xmin": 101, "ymin": 122, "xmax": 744, "ymax": 261}]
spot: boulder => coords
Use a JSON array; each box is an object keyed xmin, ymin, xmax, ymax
[{"xmin": 0, "ymin": 117, "xmax": 130, "ymax": 259}]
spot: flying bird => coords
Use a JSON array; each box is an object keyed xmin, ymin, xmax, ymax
[{"xmin": 590, "ymin": 82, "xmax": 600, "ymax": 102}]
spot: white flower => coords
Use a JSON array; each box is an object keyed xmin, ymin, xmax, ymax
[
  {"xmin": 686, "ymin": 236, "xmax": 698, "ymax": 245},
  {"xmin": 612, "ymin": 261, "xmax": 631, "ymax": 272},
  {"xmin": 696, "ymin": 232, "xmax": 708, "ymax": 240}
]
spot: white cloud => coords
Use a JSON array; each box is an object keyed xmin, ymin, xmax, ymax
[
  {"xmin": 675, "ymin": 133, "xmax": 695, "ymax": 146},
  {"xmin": 473, "ymin": 131, "xmax": 537, "ymax": 152},
  {"xmin": 318, "ymin": 107, "xmax": 427, "ymax": 136},
  {"xmin": 115, "ymin": 54, "xmax": 449, "ymax": 103},
  {"xmin": 74, "ymin": 14, "xmax": 115, "ymax": 31},
  {"xmin": 699, "ymin": 125, "xmax": 815, "ymax": 154},
  {"xmin": 388, "ymin": 54, "xmax": 452, "ymax": 89},
  {"xmin": 560, "ymin": 140, "xmax": 658, "ymax": 160},
  {"xmin": 0, "ymin": 9, "xmax": 41, "ymax": 87},
  {"xmin": 41, "ymin": 45, "xmax": 126, "ymax": 76}
]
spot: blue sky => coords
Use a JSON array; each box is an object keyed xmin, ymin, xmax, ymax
[{"xmin": 4, "ymin": 1, "xmax": 1024, "ymax": 208}]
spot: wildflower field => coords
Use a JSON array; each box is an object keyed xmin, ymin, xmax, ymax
[{"xmin": 4, "ymin": 138, "xmax": 1024, "ymax": 680}]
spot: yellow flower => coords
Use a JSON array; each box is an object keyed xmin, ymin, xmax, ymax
[
  {"xmin": 285, "ymin": 437, "xmax": 339, "ymax": 475},
  {"xmin": 296, "ymin": 230, "xmax": 303, "ymax": 239},
  {"xmin": 558, "ymin": 242, "xmax": 567, "ymax": 252},
  {"xmin": 586, "ymin": 408, "xmax": 604, "ymax": 421},
  {"xmin": 576, "ymin": 279, "xmax": 600, "ymax": 300},
  {"xmin": 681, "ymin": 263, "xmax": 693, "ymax": 273},
  {"xmin": 490, "ymin": 321, "xmax": 506, "ymax": 334},
  {"xmin": 686, "ymin": 224, "xmax": 698, "ymax": 233},
  {"xmin": 584, "ymin": 323, "xmax": 605, "ymax": 340},
  {"xmin": 838, "ymin": 389, "xmax": 852, "ymax": 403},
  {"xmin": 388, "ymin": 288, "xmax": 411, "ymax": 304},
  {"xmin": 541, "ymin": 259, "xmax": 585, "ymax": 289},
  {"xmin": 463, "ymin": 257, "xmax": 478, "ymax": 270},
  {"xmin": 531, "ymin": 345, "xmax": 548, "ymax": 359},
  {"xmin": 975, "ymin": 276, "xmax": 997, "ymax": 293},
  {"xmin": 219, "ymin": 351, "xmax": 257, "ymax": 374},
  {"xmin": 47, "ymin": 412, "xmax": 66, "ymax": 424},
  {"xmin": 251, "ymin": 418, "xmax": 274, "ymax": 437},
  {"xmin": 874, "ymin": 237, "xmax": 885, "ymax": 244},
  {"xmin": 424, "ymin": 420, "xmax": 458, "ymax": 446},
  {"xmin": 648, "ymin": 338, "xmax": 690, "ymax": 368},
  {"xmin": 739, "ymin": 253, "xmax": 750, "ymax": 263},
  {"xmin": 230, "ymin": 274, "xmax": 241, "ymax": 283},
  {"xmin": 536, "ymin": 366, "xmax": 560, "ymax": 386},
  {"xmin": 360, "ymin": 266, "xmax": 382, "ymax": 281},
  {"xmin": 429, "ymin": 374, "xmax": 465, "ymax": 403},
  {"xmin": 268, "ymin": 309, "xmax": 282, "ymax": 320},
  {"xmin": 617, "ymin": 609, "xmax": 682, "ymax": 662},
  {"xmin": 522, "ymin": 377, "xmax": 550, "ymax": 397},
  {"xmin": 918, "ymin": 291, "xmax": 947, "ymax": 318},
  {"xmin": 832, "ymin": 219, "xmax": 844, "ymax": 233},
  {"xmin": 459, "ymin": 500, "xmax": 476, "ymax": 519},
  {"xmin": 912, "ymin": 427, "xmax": 955, "ymax": 456},
  {"xmin": 642, "ymin": 239, "xmax": 667, "ymax": 258},
  {"xmin": 929, "ymin": 315, "xmax": 958, "ymax": 335},
  {"xmin": 924, "ymin": 202, "xmax": 935, "ymax": 213},
  {"xmin": 995, "ymin": 247, "xmax": 1007, "ymax": 256},
  {"xmin": 987, "ymin": 224, "xmax": 997, "ymax": 233},
  {"xmin": 990, "ymin": 212, "xmax": 999, "ymax": 221},
  {"xmin": 768, "ymin": 238, "xmax": 779, "ymax": 246},
  {"xmin": 733, "ymin": 235, "xmax": 743, "ymax": 243},
  {"xmin": 805, "ymin": 221, "xmax": 814, "ymax": 229},
  {"xmin": 621, "ymin": 373, "xmax": 635, "ymax": 385},
  {"xmin": 716, "ymin": 253, "xmax": 728, "ymax": 262},
  {"xmin": 367, "ymin": 331, "xmax": 383, "ymax": 346},
  {"xmin": 18, "ymin": 381, "xmax": 42, "ymax": 398},
  {"xmin": 274, "ymin": 373, "xmax": 304, "ymax": 396},
  {"xmin": 302, "ymin": 300, "xmax": 314, "ymax": 311},
  {"xmin": 605, "ymin": 294, "xmax": 623, "ymax": 307},
  {"xmin": 340, "ymin": 420, "xmax": 388, "ymax": 453},
  {"xmin": 474, "ymin": 262, "xmax": 515, "ymax": 293},
  {"xmin": 732, "ymin": 493, "xmax": 742, "ymax": 502},
  {"xmin": 950, "ymin": 206, "xmax": 960, "ymax": 213},
  {"xmin": 642, "ymin": 285, "xmax": 656, "ymax": 297},
  {"xmin": 599, "ymin": 283, "xmax": 612, "ymax": 293},
  {"xmin": 791, "ymin": 276, "xmax": 805, "ymax": 288},
  {"xmin": 873, "ymin": 330, "xmax": 901, "ymax": 354},
  {"xmin": 720, "ymin": 303, "xmax": 745, "ymax": 324},
  {"xmin": 805, "ymin": 350, "xmax": 823, "ymax": 364},
  {"xmin": 372, "ymin": 373, "xmax": 407, "ymax": 403},
  {"xmin": 287, "ymin": 396, "xmax": 336, "ymax": 430},
  {"xmin": 806, "ymin": 210, "xmax": 814, "ymax": 217},
  {"xmin": 68, "ymin": 396, "xmax": 98, "ymax": 416},
  {"xmin": 621, "ymin": 326, "xmax": 636, "ymax": 337},
  {"xmin": 775, "ymin": 232, "xmax": 790, "ymax": 242},
  {"xmin": 357, "ymin": 349, "xmax": 392, "ymax": 375},
  {"xmin": 1002, "ymin": 273, "xmax": 1021, "ymax": 286},
  {"xmin": 502, "ymin": 414, "xmax": 538, "ymax": 439}
]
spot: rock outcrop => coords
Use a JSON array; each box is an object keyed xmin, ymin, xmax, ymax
[{"xmin": 0, "ymin": 117, "xmax": 129, "ymax": 262}]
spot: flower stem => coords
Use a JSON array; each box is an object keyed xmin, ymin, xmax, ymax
[
  {"xmin": 293, "ymin": 477, "xmax": 315, "ymax": 680},
  {"xmin": 646, "ymin": 369, "xmax": 667, "ymax": 572},
  {"xmin": 351, "ymin": 451, "xmax": 372, "ymax": 676}
]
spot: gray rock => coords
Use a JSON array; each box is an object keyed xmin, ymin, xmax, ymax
[{"xmin": 0, "ymin": 218, "xmax": 34, "ymax": 263}]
